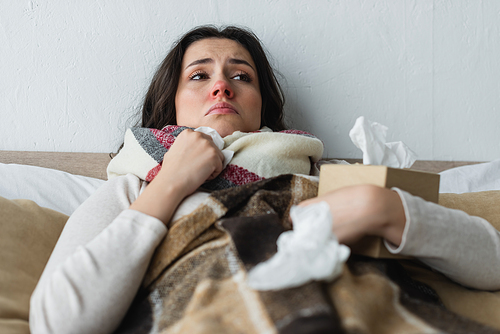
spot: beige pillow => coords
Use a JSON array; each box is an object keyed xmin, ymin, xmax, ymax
[
  {"xmin": 351, "ymin": 191, "xmax": 500, "ymax": 329},
  {"xmin": 439, "ymin": 190, "xmax": 500, "ymax": 230},
  {"xmin": 0, "ymin": 197, "xmax": 68, "ymax": 334},
  {"xmin": 404, "ymin": 191, "xmax": 500, "ymax": 330}
]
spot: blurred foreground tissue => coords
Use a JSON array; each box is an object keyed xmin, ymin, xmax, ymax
[
  {"xmin": 247, "ymin": 202, "xmax": 350, "ymax": 291},
  {"xmin": 349, "ymin": 116, "xmax": 417, "ymax": 168}
]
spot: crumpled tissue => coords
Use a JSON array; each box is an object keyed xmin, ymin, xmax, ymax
[
  {"xmin": 246, "ymin": 202, "xmax": 351, "ymax": 291},
  {"xmin": 349, "ymin": 116, "xmax": 417, "ymax": 168},
  {"xmin": 194, "ymin": 126, "xmax": 234, "ymax": 168}
]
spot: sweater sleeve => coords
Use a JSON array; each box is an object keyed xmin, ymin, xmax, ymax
[
  {"xmin": 29, "ymin": 174, "xmax": 167, "ymax": 334},
  {"xmin": 384, "ymin": 188, "xmax": 500, "ymax": 291}
]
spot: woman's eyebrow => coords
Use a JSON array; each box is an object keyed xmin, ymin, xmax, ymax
[
  {"xmin": 185, "ymin": 58, "xmax": 255, "ymax": 71},
  {"xmin": 228, "ymin": 58, "xmax": 255, "ymax": 71},
  {"xmin": 185, "ymin": 58, "xmax": 213, "ymax": 69}
]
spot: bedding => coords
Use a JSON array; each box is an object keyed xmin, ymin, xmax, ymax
[
  {"xmin": 0, "ymin": 163, "xmax": 104, "ymax": 216},
  {"xmin": 0, "ymin": 197, "xmax": 68, "ymax": 334},
  {"xmin": 2, "ymin": 150, "xmax": 500, "ymax": 334},
  {"xmin": 114, "ymin": 174, "xmax": 500, "ymax": 333},
  {"xmin": 439, "ymin": 159, "xmax": 500, "ymax": 193}
]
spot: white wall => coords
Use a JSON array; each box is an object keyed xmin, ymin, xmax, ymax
[{"xmin": 1, "ymin": 0, "xmax": 499, "ymax": 161}]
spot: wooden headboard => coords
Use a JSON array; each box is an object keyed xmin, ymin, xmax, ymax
[
  {"xmin": 0, "ymin": 150, "xmax": 482, "ymax": 180},
  {"xmin": 0, "ymin": 151, "xmax": 111, "ymax": 180},
  {"xmin": 341, "ymin": 159, "xmax": 481, "ymax": 174}
]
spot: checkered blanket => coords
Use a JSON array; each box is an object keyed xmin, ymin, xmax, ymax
[
  {"xmin": 112, "ymin": 174, "xmax": 500, "ymax": 334},
  {"xmin": 107, "ymin": 126, "xmax": 324, "ymax": 190}
]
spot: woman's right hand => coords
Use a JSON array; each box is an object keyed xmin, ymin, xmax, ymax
[
  {"xmin": 157, "ymin": 129, "xmax": 225, "ymax": 197},
  {"xmin": 129, "ymin": 129, "xmax": 225, "ymax": 223}
]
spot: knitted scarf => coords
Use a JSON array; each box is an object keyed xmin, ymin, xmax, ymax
[{"xmin": 107, "ymin": 126, "xmax": 324, "ymax": 190}]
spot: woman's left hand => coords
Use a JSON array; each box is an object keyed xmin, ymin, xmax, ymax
[{"xmin": 297, "ymin": 185, "xmax": 406, "ymax": 247}]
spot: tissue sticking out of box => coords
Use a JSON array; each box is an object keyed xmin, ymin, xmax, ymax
[{"xmin": 349, "ymin": 116, "xmax": 417, "ymax": 168}]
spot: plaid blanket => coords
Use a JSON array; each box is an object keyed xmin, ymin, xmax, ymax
[
  {"xmin": 113, "ymin": 174, "xmax": 500, "ymax": 334},
  {"xmin": 107, "ymin": 126, "xmax": 324, "ymax": 190}
]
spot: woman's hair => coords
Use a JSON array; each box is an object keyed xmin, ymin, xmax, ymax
[{"xmin": 140, "ymin": 25, "xmax": 286, "ymax": 131}]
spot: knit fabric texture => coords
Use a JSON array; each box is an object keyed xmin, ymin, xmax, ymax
[{"xmin": 107, "ymin": 126, "xmax": 324, "ymax": 190}]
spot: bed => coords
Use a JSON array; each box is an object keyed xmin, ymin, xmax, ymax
[{"xmin": 1, "ymin": 150, "xmax": 500, "ymax": 334}]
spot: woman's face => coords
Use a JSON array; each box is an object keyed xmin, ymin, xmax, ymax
[{"xmin": 175, "ymin": 38, "xmax": 262, "ymax": 137}]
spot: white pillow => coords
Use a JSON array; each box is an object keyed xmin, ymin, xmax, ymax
[
  {"xmin": 0, "ymin": 163, "xmax": 105, "ymax": 216},
  {"xmin": 439, "ymin": 159, "xmax": 500, "ymax": 194}
]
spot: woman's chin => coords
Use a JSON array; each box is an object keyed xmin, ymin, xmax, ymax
[
  {"xmin": 204, "ymin": 122, "xmax": 244, "ymax": 138},
  {"xmin": 195, "ymin": 114, "xmax": 261, "ymax": 138},
  {"xmin": 215, "ymin": 127, "xmax": 237, "ymax": 138},
  {"xmin": 193, "ymin": 117, "xmax": 260, "ymax": 137}
]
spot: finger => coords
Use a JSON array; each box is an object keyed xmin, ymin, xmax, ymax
[
  {"xmin": 210, "ymin": 138, "xmax": 226, "ymax": 173},
  {"xmin": 193, "ymin": 130, "xmax": 217, "ymax": 144},
  {"xmin": 207, "ymin": 150, "xmax": 225, "ymax": 180}
]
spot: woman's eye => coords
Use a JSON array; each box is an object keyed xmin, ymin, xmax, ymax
[
  {"xmin": 189, "ymin": 72, "xmax": 208, "ymax": 80},
  {"xmin": 233, "ymin": 73, "xmax": 252, "ymax": 82}
]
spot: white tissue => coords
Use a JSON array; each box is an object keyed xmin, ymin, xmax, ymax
[
  {"xmin": 246, "ymin": 202, "xmax": 350, "ymax": 291},
  {"xmin": 349, "ymin": 116, "xmax": 417, "ymax": 168},
  {"xmin": 194, "ymin": 126, "xmax": 234, "ymax": 168}
]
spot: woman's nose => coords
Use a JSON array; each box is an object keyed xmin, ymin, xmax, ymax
[{"xmin": 211, "ymin": 80, "xmax": 234, "ymax": 99}]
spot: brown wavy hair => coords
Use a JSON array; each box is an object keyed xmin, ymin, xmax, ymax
[{"xmin": 140, "ymin": 25, "xmax": 286, "ymax": 131}]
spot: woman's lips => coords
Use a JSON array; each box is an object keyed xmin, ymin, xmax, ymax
[{"xmin": 206, "ymin": 102, "xmax": 239, "ymax": 116}]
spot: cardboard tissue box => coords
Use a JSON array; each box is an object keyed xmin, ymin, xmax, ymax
[
  {"xmin": 324, "ymin": 116, "xmax": 442, "ymax": 258},
  {"xmin": 318, "ymin": 164, "xmax": 440, "ymax": 258},
  {"xmin": 318, "ymin": 164, "xmax": 440, "ymax": 202}
]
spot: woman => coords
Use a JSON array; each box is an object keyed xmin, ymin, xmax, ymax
[
  {"xmin": 30, "ymin": 25, "xmax": 500, "ymax": 334},
  {"xmin": 30, "ymin": 25, "xmax": 291, "ymax": 334}
]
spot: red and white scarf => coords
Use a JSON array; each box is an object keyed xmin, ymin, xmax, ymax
[{"xmin": 107, "ymin": 126, "xmax": 324, "ymax": 191}]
